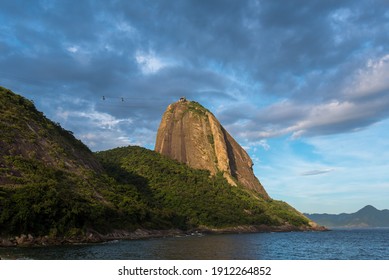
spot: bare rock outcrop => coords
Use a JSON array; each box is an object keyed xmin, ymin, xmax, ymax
[{"xmin": 155, "ymin": 99, "xmax": 269, "ymax": 199}]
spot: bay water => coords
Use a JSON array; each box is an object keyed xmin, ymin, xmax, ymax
[{"xmin": 1, "ymin": 228, "xmax": 388, "ymax": 260}]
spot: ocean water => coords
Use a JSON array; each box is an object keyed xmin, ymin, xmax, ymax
[{"xmin": 1, "ymin": 228, "xmax": 389, "ymax": 260}]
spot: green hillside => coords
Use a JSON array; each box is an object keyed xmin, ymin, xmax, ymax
[
  {"xmin": 0, "ymin": 86, "xmax": 313, "ymax": 243},
  {"xmin": 96, "ymin": 146, "xmax": 311, "ymax": 229},
  {"xmin": 0, "ymin": 86, "xmax": 162, "ymax": 237}
]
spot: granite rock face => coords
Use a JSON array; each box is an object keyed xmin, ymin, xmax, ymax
[{"xmin": 155, "ymin": 99, "xmax": 269, "ymax": 199}]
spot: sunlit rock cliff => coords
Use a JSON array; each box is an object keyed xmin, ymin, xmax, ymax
[{"xmin": 155, "ymin": 98, "xmax": 269, "ymax": 199}]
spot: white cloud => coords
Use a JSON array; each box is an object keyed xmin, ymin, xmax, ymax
[
  {"xmin": 116, "ymin": 21, "xmax": 136, "ymax": 35},
  {"xmin": 79, "ymin": 131, "xmax": 134, "ymax": 150},
  {"xmin": 247, "ymin": 139, "xmax": 270, "ymax": 151},
  {"xmin": 288, "ymin": 100, "xmax": 360, "ymax": 137},
  {"xmin": 236, "ymin": 78, "xmax": 389, "ymax": 140},
  {"xmin": 73, "ymin": 110, "xmax": 133, "ymax": 129},
  {"xmin": 64, "ymin": 44, "xmax": 92, "ymax": 65},
  {"xmin": 236, "ymin": 100, "xmax": 358, "ymax": 139},
  {"xmin": 66, "ymin": 46, "xmax": 79, "ymax": 53},
  {"xmin": 54, "ymin": 106, "xmax": 135, "ymax": 150},
  {"xmin": 55, "ymin": 107, "xmax": 70, "ymax": 121},
  {"xmin": 344, "ymin": 53, "xmax": 389, "ymax": 98},
  {"xmin": 135, "ymin": 51, "xmax": 167, "ymax": 74},
  {"xmin": 55, "ymin": 107, "xmax": 133, "ymax": 130}
]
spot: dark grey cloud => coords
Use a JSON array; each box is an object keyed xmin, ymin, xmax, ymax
[{"xmin": 1, "ymin": 0, "xmax": 389, "ymax": 149}]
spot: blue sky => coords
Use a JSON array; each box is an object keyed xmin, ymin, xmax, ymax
[{"xmin": 1, "ymin": 0, "xmax": 389, "ymax": 214}]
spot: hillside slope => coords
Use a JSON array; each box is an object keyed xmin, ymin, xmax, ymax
[
  {"xmin": 96, "ymin": 146, "xmax": 314, "ymax": 230},
  {"xmin": 0, "ymin": 87, "xmax": 162, "ymax": 238}
]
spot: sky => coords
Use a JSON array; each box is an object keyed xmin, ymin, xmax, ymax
[{"xmin": 1, "ymin": 0, "xmax": 389, "ymax": 214}]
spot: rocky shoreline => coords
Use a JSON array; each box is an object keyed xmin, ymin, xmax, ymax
[{"xmin": 0, "ymin": 223, "xmax": 327, "ymax": 248}]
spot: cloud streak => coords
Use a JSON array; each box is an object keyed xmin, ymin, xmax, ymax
[{"xmin": 300, "ymin": 169, "xmax": 334, "ymax": 176}]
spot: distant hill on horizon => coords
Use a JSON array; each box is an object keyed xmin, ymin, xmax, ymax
[{"xmin": 305, "ymin": 205, "xmax": 389, "ymax": 228}]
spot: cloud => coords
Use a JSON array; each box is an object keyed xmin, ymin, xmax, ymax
[
  {"xmin": 344, "ymin": 54, "xmax": 389, "ymax": 98},
  {"xmin": 1, "ymin": 0, "xmax": 389, "ymax": 152},
  {"xmin": 300, "ymin": 169, "xmax": 334, "ymax": 176},
  {"xmin": 72, "ymin": 110, "xmax": 133, "ymax": 130},
  {"xmin": 135, "ymin": 51, "xmax": 169, "ymax": 74},
  {"xmin": 224, "ymin": 52, "xmax": 389, "ymax": 141},
  {"xmin": 54, "ymin": 105, "xmax": 154, "ymax": 151}
]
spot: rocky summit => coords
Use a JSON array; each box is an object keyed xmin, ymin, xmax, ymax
[{"xmin": 155, "ymin": 98, "xmax": 269, "ymax": 198}]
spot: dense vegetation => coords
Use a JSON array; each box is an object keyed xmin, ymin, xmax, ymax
[
  {"xmin": 96, "ymin": 146, "xmax": 310, "ymax": 229},
  {"xmin": 0, "ymin": 86, "xmax": 160, "ymax": 237},
  {"xmin": 0, "ymin": 86, "xmax": 310, "ymax": 239}
]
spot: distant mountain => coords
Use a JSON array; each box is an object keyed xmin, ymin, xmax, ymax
[{"xmin": 306, "ymin": 205, "xmax": 389, "ymax": 228}]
